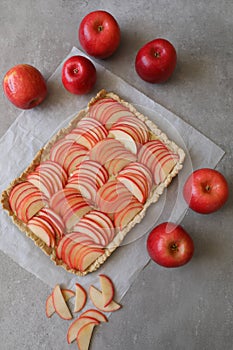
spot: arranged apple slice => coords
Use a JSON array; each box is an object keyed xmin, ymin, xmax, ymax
[
  {"xmin": 89, "ymin": 138, "xmax": 137, "ymax": 175},
  {"xmin": 27, "ymin": 216, "xmax": 56, "ymax": 247},
  {"xmin": 80, "ymin": 309, "xmax": 108, "ymax": 323},
  {"xmin": 62, "ymin": 144, "xmax": 89, "ymax": 175},
  {"xmin": 27, "ymin": 160, "xmax": 68, "ymax": 198},
  {"xmin": 99, "ymin": 274, "xmax": 115, "ymax": 307},
  {"xmin": 37, "ymin": 208, "xmax": 65, "ymax": 239},
  {"xmin": 109, "ymin": 128, "xmax": 138, "ymax": 154},
  {"xmin": 67, "ymin": 315, "xmax": 100, "ymax": 344},
  {"xmin": 62, "ymin": 199, "xmax": 92, "ymax": 231},
  {"xmin": 46, "ymin": 288, "xmax": 75, "ymax": 318},
  {"xmin": 77, "ymin": 322, "xmax": 97, "ymax": 350},
  {"xmin": 109, "ymin": 114, "xmax": 150, "ymax": 145},
  {"xmin": 96, "ymin": 180, "xmax": 136, "ymax": 215},
  {"xmin": 114, "ymin": 199, "xmax": 143, "ymax": 230},
  {"xmin": 9, "ymin": 181, "xmax": 42, "ymax": 213},
  {"xmin": 74, "ymin": 283, "xmax": 87, "ymax": 313},
  {"xmin": 16, "ymin": 190, "xmax": 47, "ymax": 223},
  {"xmin": 49, "ymin": 188, "xmax": 82, "ymax": 215},
  {"xmin": 65, "ymin": 117, "xmax": 108, "ymax": 149},
  {"xmin": 66, "ymin": 160, "xmax": 109, "ymax": 202},
  {"xmin": 137, "ymin": 140, "xmax": 179, "ymax": 184},
  {"xmin": 56, "ymin": 233, "xmax": 104, "ymax": 272},
  {"xmin": 89, "ymin": 285, "xmax": 121, "ymax": 312},
  {"xmin": 49, "ymin": 139, "xmax": 75, "ymax": 165},
  {"xmin": 78, "ymin": 247, "xmax": 104, "ymax": 272},
  {"xmin": 73, "ymin": 210, "xmax": 115, "ymax": 247},
  {"xmin": 52, "ymin": 284, "xmax": 73, "ymax": 320},
  {"xmin": 88, "ymin": 97, "xmax": 134, "ymax": 129},
  {"xmin": 117, "ymin": 172, "xmax": 148, "ymax": 203}
]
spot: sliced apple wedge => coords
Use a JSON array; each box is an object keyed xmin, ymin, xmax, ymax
[
  {"xmin": 46, "ymin": 289, "xmax": 75, "ymax": 318},
  {"xmin": 52, "ymin": 284, "xmax": 73, "ymax": 320},
  {"xmin": 78, "ymin": 247, "xmax": 104, "ymax": 272},
  {"xmin": 67, "ymin": 316, "xmax": 100, "ymax": 344},
  {"xmin": 109, "ymin": 129, "xmax": 138, "ymax": 154},
  {"xmin": 74, "ymin": 283, "xmax": 87, "ymax": 313},
  {"xmin": 80, "ymin": 309, "xmax": 108, "ymax": 323},
  {"xmin": 99, "ymin": 274, "xmax": 115, "ymax": 307},
  {"xmin": 77, "ymin": 322, "xmax": 97, "ymax": 350},
  {"xmin": 27, "ymin": 216, "xmax": 56, "ymax": 247},
  {"xmin": 89, "ymin": 285, "xmax": 121, "ymax": 312}
]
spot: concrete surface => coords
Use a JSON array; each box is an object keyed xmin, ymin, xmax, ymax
[{"xmin": 0, "ymin": 1, "xmax": 233, "ymax": 349}]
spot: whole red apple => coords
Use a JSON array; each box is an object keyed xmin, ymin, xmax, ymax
[
  {"xmin": 78, "ymin": 10, "xmax": 121, "ymax": 59},
  {"xmin": 3, "ymin": 64, "xmax": 47, "ymax": 109},
  {"xmin": 135, "ymin": 38, "xmax": 177, "ymax": 83},
  {"xmin": 62, "ymin": 55, "xmax": 97, "ymax": 95},
  {"xmin": 147, "ymin": 222, "xmax": 194, "ymax": 268},
  {"xmin": 183, "ymin": 168, "xmax": 229, "ymax": 214}
]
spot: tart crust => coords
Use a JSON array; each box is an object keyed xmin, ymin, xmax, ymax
[{"xmin": 1, "ymin": 89, "xmax": 185, "ymax": 276}]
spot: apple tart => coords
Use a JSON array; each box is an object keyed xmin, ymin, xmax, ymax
[{"xmin": 1, "ymin": 89, "xmax": 185, "ymax": 276}]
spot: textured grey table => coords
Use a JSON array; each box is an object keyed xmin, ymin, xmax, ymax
[{"xmin": 0, "ymin": 1, "xmax": 232, "ymax": 349}]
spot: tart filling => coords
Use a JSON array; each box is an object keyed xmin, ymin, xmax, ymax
[{"xmin": 1, "ymin": 89, "xmax": 185, "ymax": 276}]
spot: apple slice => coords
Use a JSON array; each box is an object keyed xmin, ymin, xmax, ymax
[
  {"xmin": 80, "ymin": 309, "xmax": 108, "ymax": 323},
  {"xmin": 77, "ymin": 322, "xmax": 96, "ymax": 350},
  {"xmin": 89, "ymin": 285, "xmax": 121, "ymax": 312},
  {"xmin": 52, "ymin": 284, "xmax": 72, "ymax": 320},
  {"xmin": 96, "ymin": 180, "xmax": 134, "ymax": 214},
  {"xmin": 49, "ymin": 139, "xmax": 75, "ymax": 165},
  {"xmin": 27, "ymin": 216, "xmax": 56, "ymax": 247},
  {"xmin": 74, "ymin": 283, "xmax": 87, "ymax": 313},
  {"xmin": 114, "ymin": 199, "xmax": 143, "ymax": 230},
  {"xmin": 37, "ymin": 208, "xmax": 65, "ymax": 239},
  {"xmin": 109, "ymin": 129, "xmax": 138, "ymax": 154},
  {"xmin": 9, "ymin": 181, "xmax": 38, "ymax": 213},
  {"xmin": 17, "ymin": 191, "xmax": 47, "ymax": 223},
  {"xmin": 99, "ymin": 274, "xmax": 115, "ymax": 307},
  {"xmin": 78, "ymin": 247, "xmax": 104, "ymax": 272},
  {"xmin": 46, "ymin": 288, "xmax": 75, "ymax": 318},
  {"xmin": 67, "ymin": 316, "xmax": 100, "ymax": 344}
]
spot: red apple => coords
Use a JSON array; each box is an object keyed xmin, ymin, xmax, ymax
[
  {"xmin": 62, "ymin": 55, "xmax": 96, "ymax": 95},
  {"xmin": 3, "ymin": 64, "xmax": 47, "ymax": 109},
  {"xmin": 78, "ymin": 10, "xmax": 120, "ymax": 59},
  {"xmin": 183, "ymin": 168, "xmax": 229, "ymax": 214},
  {"xmin": 147, "ymin": 222, "xmax": 194, "ymax": 268},
  {"xmin": 135, "ymin": 38, "xmax": 177, "ymax": 83}
]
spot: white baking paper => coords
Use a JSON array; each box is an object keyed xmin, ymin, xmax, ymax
[{"xmin": 0, "ymin": 47, "xmax": 225, "ymax": 310}]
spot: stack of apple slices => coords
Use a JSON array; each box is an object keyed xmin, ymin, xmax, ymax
[
  {"xmin": 46, "ymin": 275, "xmax": 121, "ymax": 350},
  {"xmin": 109, "ymin": 114, "xmax": 150, "ymax": 154},
  {"xmin": 95, "ymin": 179, "xmax": 143, "ymax": 229},
  {"xmin": 8, "ymin": 181, "xmax": 47, "ymax": 223},
  {"xmin": 50, "ymin": 139, "xmax": 89, "ymax": 175},
  {"xmin": 89, "ymin": 138, "xmax": 137, "ymax": 175},
  {"xmin": 27, "ymin": 208, "xmax": 64, "ymax": 247},
  {"xmin": 138, "ymin": 140, "xmax": 179, "ymax": 184},
  {"xmin": 27, "ymin": 160, "xmax": 68, "ymax": 198},
  {"xmin": 56, "ymin": 210, "xmax": 115, "ymax": 272},
  {"xmin": 66, "ymin": 160, "xmax": 109, "ymax": 202},
  {"xmin": 117, "ymin": 162, "xmax": 153, "ymax": 204},
  {"xmin": 49, "ymin": 188, "xmax": 92, "ymax": 231},
  {"xmin": 65, "ymin": 117, "xmax": 108, "ymax": 150},
  {"xmin": 87, "ymin": 97, "xmax": 135, "ymax": 129}
]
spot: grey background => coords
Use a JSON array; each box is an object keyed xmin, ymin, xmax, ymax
[{"xmin": 0, "ymin": 1, "xmax": 232, "ymax": 349}]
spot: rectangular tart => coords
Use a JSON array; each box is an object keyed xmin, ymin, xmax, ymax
[{"xmin": 1, "ymin": 89, "xmax": 185, "ymax": 276}]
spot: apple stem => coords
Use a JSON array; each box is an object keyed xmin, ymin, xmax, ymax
[
  {"xmin": 170, "ymin": 243, "xmax": 178, "ymax": 252},
  {"xmin": 205, "ymin": 185, "xmax": 211, "ymax": 192},
  {"xmin": 154, "ymin": 51, "xmax": 160, "ymax": 58},
  {"xmin": 98, "ymin": 25, "xmax": 103, "ymax": 32},
  {"xmin": 73, "ymin": 68, "xmax": 79, "ymax": 74}
]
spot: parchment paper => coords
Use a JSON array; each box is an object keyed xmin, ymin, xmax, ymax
[{"xmin": 0, "ymin": 47, "xmax": 225, "ymax": 310}]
